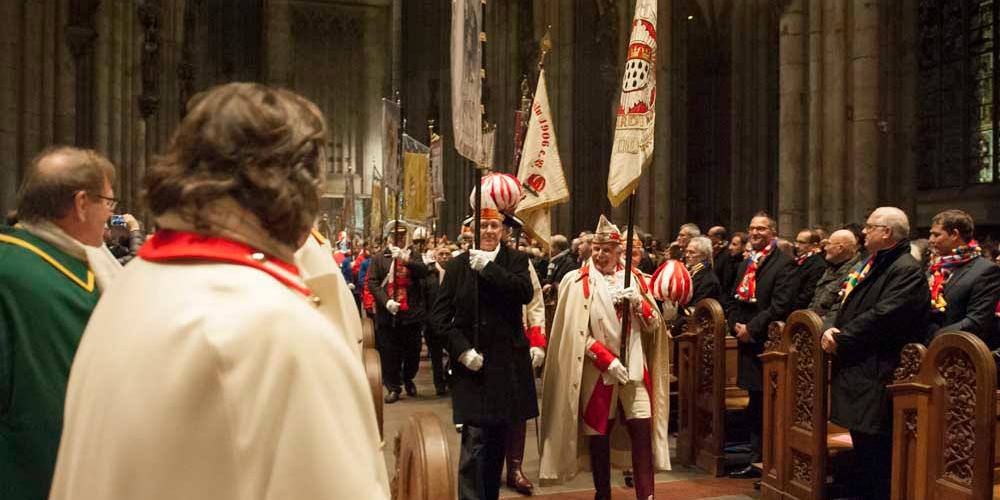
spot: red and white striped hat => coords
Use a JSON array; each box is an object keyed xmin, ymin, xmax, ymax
[
  {"xmin": 470, "ymin": 172, "xmax": 523, "ymax": 217},
  {"xmin": 650, "ymin": 259, "xmax": 693, "ymax": 306}
]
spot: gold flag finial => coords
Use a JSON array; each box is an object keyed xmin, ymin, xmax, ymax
[{"xmin": 538, "ymin": 26, "xmax": 552, "ymax": 69}]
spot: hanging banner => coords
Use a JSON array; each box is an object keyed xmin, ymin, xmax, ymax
[
  {"xmin": 450, "ymin": 0, "xmax": 482, "ymax": 162},
  {"xmin": 430, "ymin": 134, "xmax": 445, "ymax": 202},
  {"xmin": 481, "ymin": 122, "xmax": 496, "ymax": 169},
  {"xmin": 403, "ymin": 152, "xmax": 432, "ymax": 222},
  {"xmin": 381, "ymin": 99, "xmax": 401, "ymax": 191},
  {"xmin": 514, "ymin": 70, "xmax": 570, "ymax": 249},
  {"xmin": 370, "ymin": 177, "xmax": 384, "ymax": 239},
  {"xmin": 607, "ymin": 0, "xmax": 657, "ymax": 207}
]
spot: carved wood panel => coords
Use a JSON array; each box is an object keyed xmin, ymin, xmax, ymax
[
  {"xmin": 791, "ymin": 326, "xmax": 814, "ymax": 431},
  {"xmin": 938, "ymin": 349, "xmax": 977, "ymax": 485}
]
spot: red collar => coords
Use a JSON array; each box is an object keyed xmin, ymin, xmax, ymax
[{"xmin": 138, "ymin": 230, "xmax": 312, "ymax": 297}]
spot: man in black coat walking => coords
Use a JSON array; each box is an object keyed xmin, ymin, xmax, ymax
[
  {"xmin": 367, "ymin": 221, "xmax": 429, "ymax": 403},
  {"xmin": 926, "ymin": 209, "xmax": 1000, "ymax": 349},
  {"xmin": 821, "ymin": 207, "xmax": 929, "ymax": 500},
  {"xmin": 433, "ymin": 205, "xmax": 536, "ymax": 500},
  {"xmin": 726, "ymin": 212, "xmax": 798, "ymax": 479}
]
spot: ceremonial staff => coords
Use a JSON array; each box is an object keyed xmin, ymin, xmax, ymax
[
  {"xmin": 392, "ymin": 92, "xmax": 404, "ymax": 329},
  {"xmin": 472, "ymin": 0, "xmax": 489, "ymax": 348}
]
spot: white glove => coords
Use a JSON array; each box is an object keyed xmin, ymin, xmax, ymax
[
  {"xmin": 530, "ymin": 347, "xmax": 546, "ymax": 368},
  {"xmin": 620, "ymin": 285, "xmax": 643, "ymax": 306},
  {"xmin": 348, "ymin": 283, "xmax": 356, "ymax": 291},
  {"xmin": 385, "ymin": 299, "xmax": 401, "ymax": 315},
  {"xmin": 606, "ymin": 358, "xmax": 629, "ymax": 385},
  {"xmin": 469, "ymin": 249, "xmax": 490, "ymax": 272},
  {"xmin": 389, "ymin": 246, "xmax": 402, "ymax": 260},
  {"xmin": 459, "ymin": 349, "xmax": 484, "ymax": 371}
]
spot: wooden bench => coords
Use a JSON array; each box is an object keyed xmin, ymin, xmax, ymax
[
  {"xmin": 361, "ymin": 315, "xmax": 384, "ymax": 438},
  {"xmin": 675, "ymin": 298, "xmax": 749, "ymax": 476},
  {"xmin": 889, "ymin": 332, "xmax": 998, "ymax": 500},
  {"xmin": 391, "ymin": 412, "xmax": 456, "ymax": 499},
  {"xmin": 759, "ymin": 310, "xmax": 853, "ymax": 500},
  {"xmin": 362, "ymin": 315, "xmax": 377, "ymax": 350}
]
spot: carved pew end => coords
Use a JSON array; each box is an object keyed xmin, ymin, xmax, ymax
[{"xmin": 391, "ymin": 412, "xmax": 456, "ymax": 500}]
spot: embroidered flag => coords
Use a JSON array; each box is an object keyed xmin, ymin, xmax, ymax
[
  {"xmin": 515, "ymin": 70, "xmax": 570, "ymax": 249},
  {"xmin": 430, "ymin": 133, "xmax": 445, "ymax": 202},
  {"xmin": 370, "ymin": 176, "xmax": 384, "ymax": 240},
  {"xmin": 381, "ymin": 99, "xmax": 401, "ymax": 191},
  {"xmin": 451, "ymin": 0, "xmax": 482, "ymax": 162},
  {"xmin": 608, "ymin": 0, "xmax": 657, "ymax": 207},
  {"xmin": 402, "ymin": 134, "xmax": 432, "ymax": 223}
]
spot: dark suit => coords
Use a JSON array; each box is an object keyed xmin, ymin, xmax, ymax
[
  {"xmin": 545, "ymin": 250, "xmax": 579, "ymax": 289},
  {"xmin": 829, "ymin": 241, "xmax": 928, "ymax": 500},
  {"xmin": 691, "ymin": 265, "xmax": 722, "ymax": 305},
  {"xmin": 726, "ymin": 247, "xmax": 798, "ymax": 462},
  {"xmin": 423, "ymin": 263, "xmax": 449, "ymax": 392},
  {"xmin": 714, "ymin": 251, "xmax": 739, "ymax": 309},
  {"xmin": 928, "ymin": 256, "xmax": 1000, "ymax": 349},
  {"xmin": 794, "ymin": 253, "xmax": 827, "ymax": 310},
  {"xmin": 432, "ymin": 246, "xmax": 536, "ymax": 500},
  {"xmin": 367, "ymin": 250, "xmax": 429, "ymax": 393}
]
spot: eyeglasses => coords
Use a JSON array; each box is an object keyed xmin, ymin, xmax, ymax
[
  {"xmin": 863, "ymin": 223, "xmax": 888, "ymax": 232},
  {"xmin": 85, "ymin": 192, "xmax": 118, "ymax": 210}
]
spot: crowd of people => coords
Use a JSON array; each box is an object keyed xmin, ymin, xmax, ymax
[{"xmin": 2, "ymin": 81, "xmax": 999, "ymax": 500}]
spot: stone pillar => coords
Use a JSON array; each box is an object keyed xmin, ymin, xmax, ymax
[
  {"xmin": 646, "ymin": 0, "xmax": 674, "ymax": 239},
  {"xmin": 263, "ymin": 0, "xmax": 292, "ymax": 88},
  {"xmin": 806, "ymin": 0, "xmax": 823, "ymax": 226},
  {"xmin": 848, "ymin": 0, "xmax": 879, "ymax": 222},
  {"xmin": 820, "ymin": 0, "xmax": 847, "ymax": 227},
  {"xmin": 778, "ymin": 0, "xmax": 806, "ymax": 233}
]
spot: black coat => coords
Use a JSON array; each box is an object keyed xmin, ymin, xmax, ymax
[
  {"xmin": 794, "ymin": 253, "xmax": 827, "ymax": 310},
  {"xmin": 928, "ymin": 256, "xmax": 1000, "ymax": 350},
  {"xmin": 727, "ymin": 249, "xmax": 798, "ymax": 391},
  {"xmin": 366, "ymin": 250, "xmax": 429, "ymax": 327},
  {"xmin": 546, "ymin": 251, "xmax": 579, "ymax": 289},
  {"xmin": 691, "ymin": 266, "xmax": 722, "ymax": 305},
  {"xmin": 714, "ymin": 251, "xmax": 739, "ymax": 309},
  {"xmin": 829, "ymin": 241, "xmax": 929, "ymax": 434},
  {"xmin": 432, "ymin": 246, "xmax": 538, "ymax": 425}
]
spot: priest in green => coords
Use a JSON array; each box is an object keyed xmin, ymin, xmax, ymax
[{"xmin": 1, "ymin": 146, "xmax": 121, "ymax": 500}]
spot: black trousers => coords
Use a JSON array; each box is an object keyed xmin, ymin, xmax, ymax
[
  {"xmin": 379, "ymin": 321, "xmax": 422, "ymax": 393},
  {"xmin": 458, "ymin": 423, "xmax": 509, "ymax": 500},
  {"xmin": 423, "ymin": 325, "xmax": 448, "ymax": 390},
  {"xmin": 848, "ymin": 429, "xmax": 893, "ymax": 500},
  {"xmin": 746, "ymin": 390, "xmax": 763, "ymax": 463}
]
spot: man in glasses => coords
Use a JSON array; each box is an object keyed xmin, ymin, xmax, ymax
[{"xmin": 1, "ymin": 146, "xmax": 121, "ymax": 500}]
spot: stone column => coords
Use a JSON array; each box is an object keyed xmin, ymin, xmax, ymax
[
  {"xmin": 820, "ymin": 0, "xmax": 847, "ymax": 227},
  {"xmin": 778, "ymin": 0, "xmax": 806, "ymax": 233},
  {"xmin": 263, "ymin": 0, "xmax": 292, "ymax": 88},
  {"xmin": 0, "ymin": 0, "xmax": 22, "ymax": 213},
  {"xmin": 848, "ymin": 0, "xmax": 879, "ymax": 222},
  {"xmin": 806, "ymin": 0, "xmax": 823, "ymax": 225},
  {"xmin": 646, "ymin": 0, "xmax": 674, "ymax": 238}
]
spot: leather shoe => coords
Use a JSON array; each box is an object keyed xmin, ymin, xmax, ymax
[
  {"xmin": 404, "ymin": 380, "xmax": 417, "ymax": 397},
  {"xmin": 729, "ymin": 465, "xmax": 761, "ymax": 479},
  {"xmin": 384, "ymin": 391, "xmax": 401, "ymax": 404},
  {"xmin": 753, "ymin": 480, "xmax": 761, "ymax": 490},
  {"xmin": 506, "ymin": 469, "xmax": 533, "ymax": 495}
]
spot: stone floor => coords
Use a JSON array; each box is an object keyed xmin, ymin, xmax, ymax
[{"xmin": 381, "ymin": 356, "xmax": 759, "ymax": 500}]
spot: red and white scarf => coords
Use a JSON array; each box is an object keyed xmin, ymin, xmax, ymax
[
  {"xmin": 735, "ymin": 240, "xmax": 774, "ymax": 303},
  {"xmin": 387, "ymin": 257, "xmax": 411, "ymax": 312},
  {"xmin": 795, "ymin": 248, "xmax": 820, "ymax": 266},
  {"xmin": 927, "ymin": 241, "xmax": 981, "ymax": 313}
]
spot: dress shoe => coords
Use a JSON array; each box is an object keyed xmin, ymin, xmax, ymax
[
  {"xmin": 506, "ymin": 469, "xmax": 534, "ymax": 495},
  {"xmin": 384, "ymin": 391, "xmax": 401, "ymax": 404},
  {"xmin": 729, "ymin": 465, "xmax": 762, "ymax": 479},
  {"xmin": 753, "ymin": 480, "xmax": 761, "ymax": 490},
  {"xmin": 404, "ymin": 380, "xmax": 417, "ymax": 397}
]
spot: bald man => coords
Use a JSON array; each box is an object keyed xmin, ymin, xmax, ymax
[
  {"xmin": 820, "ymin": 207, "xmax": 929, "ymax": 500},
  {"xmin": 1, "ymin": 146, "xmax": 120, "ymax": 500},
  {"xmin": 808, "ymin": 229, "xmax": 861, "ymax": 321}
]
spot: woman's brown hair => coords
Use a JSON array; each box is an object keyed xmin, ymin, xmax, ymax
[{"xmin": 144, "ymin": 82, "xmax": 329, "ymax": 247}]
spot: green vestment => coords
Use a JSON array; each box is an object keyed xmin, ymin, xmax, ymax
[{"xmin": 1, "ymin": 226, "xmax": 99, "ymax": 500}]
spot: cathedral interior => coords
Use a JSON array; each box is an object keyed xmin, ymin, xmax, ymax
[{"xmin": 1, "ymin": 0, "xmax": 998, "ymax": 239}]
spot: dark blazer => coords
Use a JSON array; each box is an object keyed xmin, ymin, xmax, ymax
[
  {"xmin": 546, "ymin": 251, "xmax": 579, "ymax": 289},
  {"xmin": 829, "ymin": 241, "xmax": 929, "ymax": 435},
  {"xmin": 929, "ymin": 256, "xmax": 1000, "ymax": 350},
  {"xmin": 794, "ymin": 253, "xmax": 827, "ymax": 310},
  {"xmin": 714, "ymin": 251, "xmax": 739, "ymax": 309},
  {"xmin": 366, "ymin": 250, "xmax": 429, "ymax": 327},
  {"xmin": 727, "ymin": 248, "xmax": 798, "ymax": 391},
  {"xmin": 691, "ymin": 266, "xmax": 722, "ymax": 305},
  {"xmin": 432, "ymin": 246, "xmax": 537, "ymax": 425}
]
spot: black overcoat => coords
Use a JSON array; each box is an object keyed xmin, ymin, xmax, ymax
[
  {"xmin": 829, "ymin": 241, "xmax": 929, "ymax": 434},
  {"xmin": 367, "ymin": 251, "xmax": 429, "ymax": 327},
  {"xmin": 727, "ymin": 249, "xmax": 798, "ymax": 391},
  {"xmin": 928, "ymin": 256, "xmax": 1000, "ymax": 350},
  {"xmin": 432, "ymin": 246, "xmax": 538, "ymax": 425},
  {"xmin": 794, "ymin": 253, "xmax": 827, "ymax": 310}
]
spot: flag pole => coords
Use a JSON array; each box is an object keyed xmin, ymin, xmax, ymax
[
  {"xmin": 471, "ymin": 0, "xmax": 489, "ymax": 349},
  {"xmin": 391, "ymin": 91, "xmax": 404, "ymax": 329},
  {"xmin": 620, "ymin": 192, "xmax": 637, "ymax": 368}
]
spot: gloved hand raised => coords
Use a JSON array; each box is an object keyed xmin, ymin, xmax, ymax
[{"xmin": 469, "ymin": 249, "xmax": 491, "ymax": 272}]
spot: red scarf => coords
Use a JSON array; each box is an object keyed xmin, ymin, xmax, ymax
[
  {"xmin": 795, "ymin": 248, "xmax": 820, "ymax": 266},
  {"xmin": 736, "ymin": 240, "xmax": 774, "ymax": 303},
  {"xmin": 927, "ymin": 241, "xmax": 981, "ymax": 313},
  {"xmin": 388, "ymin": 259, "xmax": 411, "ymax": 312}
]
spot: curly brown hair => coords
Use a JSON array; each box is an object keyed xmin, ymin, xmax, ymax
[{"xmin": 144, "ymin": 82, "xmax": 329, "ymax": 247}]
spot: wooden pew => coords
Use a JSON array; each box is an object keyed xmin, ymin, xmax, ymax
[
  {"xmin": 675, "ymin": 298, "xmax": 749, "ymax": 476},
  {"xmin": 391, "ymin": 412, "xmax": 456, "ymax": 500},
  {"xmin": 889, "ymin": 332, "xmax": 997, "ymax": 500},
  {"xmin": 759, "ymin": 310, "xmax": 853, "ymax": 500},
  {"xmin": 362, "ymin": 314, "xmax": 377, "ymax": 350}
]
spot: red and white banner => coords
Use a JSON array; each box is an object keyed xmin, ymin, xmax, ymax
[
  {"xmin": 608, "ymin": 0, "xmax": 657, "ymax": 207},
  {"xmin": 450, "ymin": 0, "xmax": 482, "ymax": 162},
  {"xmin": 515, "ymin": 70, "xmax": 569, "ymax": 248}
]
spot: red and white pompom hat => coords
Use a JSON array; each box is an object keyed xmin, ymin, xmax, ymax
[
  {"xmin": 650, "ymin": 259, "xmax": 693, "ymax": 307},
  {"xmin": 467, "ymin": 172, "xmax": 524, "ymax": 225}
]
